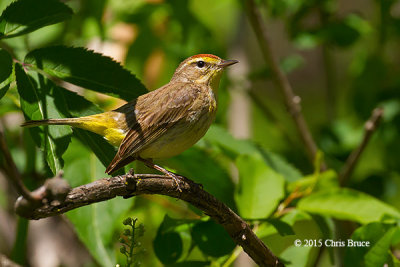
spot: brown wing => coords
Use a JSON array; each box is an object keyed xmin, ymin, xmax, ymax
[{"xmin": 105, "ymin": 82, "xmax": 201, "ymax": 174}]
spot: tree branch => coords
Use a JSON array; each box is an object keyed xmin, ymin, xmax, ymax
[
  {"xmin": 15, "ymin": 173, "xmax": 284, "ymax": 267},
  {"xmin": 339, "ymin": 107, "xmax": 384, "ymax": 186},
  {"xmin": 243, "ymin": 0, "xmax": 326, "ymax": 170}
]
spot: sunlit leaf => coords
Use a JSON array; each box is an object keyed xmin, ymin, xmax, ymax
[
  {"xmin": 279, "ymin": 245, "xmax": 313, "ymax": 267},
  {"xmin": 298, "ymin": 189, "xmax": 400, "ymax": 224},
  {"xmin": 235, "ymin": 153, "xmax": 285, "ymax": 219},
  {"xmin": 0, "ymin": 0, "xmax": 73, "ymax": 39},
  {"xmin": 25, "ymin": 46, "xmax": 147, "ymax": 101},
  {"xmin": 288, "ymin": 169, "xmax": 339, "ymax": 192}
]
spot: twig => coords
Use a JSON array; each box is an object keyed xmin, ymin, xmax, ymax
[
  {"xmin": 243, "ymin": 0, "xmax": 326, "ymax": 170},
  {"xmin": 15, "ymin": 173, "xmax": 284, "ymax": 267},
  {"xmin": 0, "ymin": 129, "xmax": 38, "ymax": 203},
  {"xmin": 339, "ymin": 107, "xmax": 384, "ymax": 186}
]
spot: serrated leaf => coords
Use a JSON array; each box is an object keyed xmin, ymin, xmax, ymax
[
  {"xmin": 15, "ymin": 64, "xmax": 71, "ymax": 174},
  {"xmin": 25, "ymin": 46, "xmax": 147, "ymax": 101},
  {"xmin": 235, "ymin": 153, "xmax": 285, "ymax": 219},
  {"xmin": 298, "ymin": 189, "xmax": 400, "ymax": 224},
  {"xmin": 0, "ymin": 0, "xmax": 73, "ymax": 39},
  {"xmin": 63, "ymin": 138, "xmax": 133, "ymax": 267}
]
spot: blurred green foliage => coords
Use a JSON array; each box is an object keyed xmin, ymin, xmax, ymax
[{"xmin": 0, "ymin": 0, "xmax": 400, "ymax": 266}]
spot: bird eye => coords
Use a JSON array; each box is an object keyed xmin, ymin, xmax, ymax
[{"xmin": 197, "ymin": 60, "xmax": 205, "ymax": 68}]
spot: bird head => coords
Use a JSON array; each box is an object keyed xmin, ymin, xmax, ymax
[{"xmin": 171, "ymin": 54, "xmax": 238, "ymax": 90}]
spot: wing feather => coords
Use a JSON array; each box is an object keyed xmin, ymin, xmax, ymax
[{"xmin": 106, "ymin": 82, "xmax": 201, "ymax": 174}]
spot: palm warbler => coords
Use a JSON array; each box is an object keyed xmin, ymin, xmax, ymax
[{"xmin": 22, "ymin": 54, "xmax": 238, "ymax": 179}]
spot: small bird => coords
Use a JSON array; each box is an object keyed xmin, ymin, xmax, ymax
[{"xmin": 22, "ymin": 54, "xmax": 238, "ymax": 183}]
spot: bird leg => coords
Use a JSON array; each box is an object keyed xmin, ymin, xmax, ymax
[{"xmin": 137, "ymin": 157, "xmax": 185, "ymax": 192}]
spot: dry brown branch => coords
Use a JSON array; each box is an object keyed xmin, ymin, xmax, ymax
[
  {"xmin": 15, "ymin": 172, "xmax": 284, "ymax": 267},
  {"xmin": 339, "ymin": 107, "xmax": 384, "ymax": 186},
  {"xmin": 243, "ymin": 0, "xmax": 326, "ymax": 170}
]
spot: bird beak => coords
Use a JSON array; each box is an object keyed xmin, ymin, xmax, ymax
[{"xmin": 219, "ymin": 59, "xmax": 239, "ymax": 68}]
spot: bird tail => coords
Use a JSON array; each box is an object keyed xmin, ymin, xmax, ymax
[{"xmin": 21, "ymin": 118, "xmax": 80, "ymax": 128}]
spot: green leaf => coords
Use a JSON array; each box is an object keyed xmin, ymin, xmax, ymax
[
  {"xmin": 191, "ymin": 220, "xmax": 235, "ymax": 257},
  {"xmin": 25, "ymin": 46, "xmax": 147, "ymax": 101},
  {"xmin": 165, "ymin": 261, "xmax": 211, "ymax": 267},
  {"xmin": 235, "ymin": 153, "xmax": 285, "ymax": 219},
  {"xmin": 63, "ymin": 138, "xmax": 133, "ymax": 266},
  {"xmin": 0, "ymin": 0, "xmax": 73, "ymax": 39},
  {"xmin": 257, "ymin": 209, "xmax": 311, "ymax": 238},
  {"xmin": 298, "ymin": 189, "xmax": 400, "ymax": 224},
  {"xmin": 153, "ymin": 215, "xmax": 194, "ymax": 265},
  {"xmin": 204, "ymin": 125, "xmax": 302, "ymax": 182},
  {"xmin": 0, "ymin": 48, "xmax": 12, "ymax": 82},
  {"xmin": 165, "ymin": 146, "xmax": 236, "ymax": 210},
  {"xmin": 50, "ymin": 86, "xmax": 118, "ymax": 169},
  {"xmin": 344, "ymin": 223, "xmax": 398, "ymax": 267},
  {"xmin": 364, "ymin": 227, "xmax": 397, "ymax": 267},
  {"xmin": 203, "ymin": 125, "xmax": 259, "ymax": 157},
  {"xmin": 264, "ymin": 218, "xmax": 295, "ymax": 236},
  {"xmin": 288, "ymin": 169, "xmax": 339, "ymax": 193},
  {"xmin": 256, "ymin": 147, "xmax": 302, "ymax": 183},
  {"xmin": 0, "ymin": 84, "xmax": 10, "ymax": 100},
  {"xmin": 15, "ymin": 64, "xmax": 71, "ymax": 174},
  {"xmin": 10, "ymin": 218, "xmax": 29, "ymax": 265},
  {"xmin": 311, "ymin": 215, "xmax": 335, "ymax": 264},
  {"xmin": 279, "ymin": 245, "xmax": 313, "ymax": 267},
  {"xmin": 0, "ymin": 48, "xmax": 14, "ymax": 100}
]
